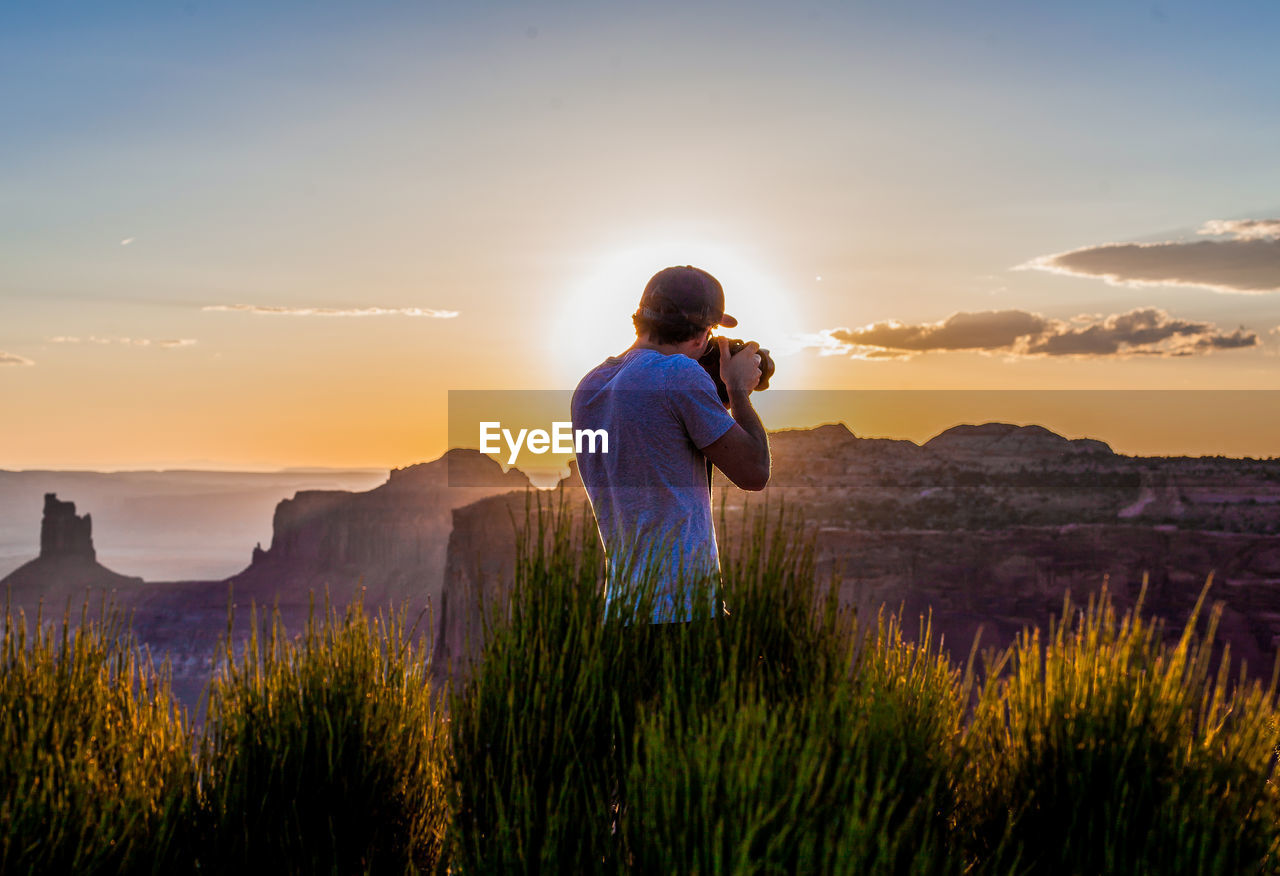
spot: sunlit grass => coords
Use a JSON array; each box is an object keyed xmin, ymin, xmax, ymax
[
  {"xmin": 445, "ymin": 491, "xmax": 966, "ymax": 873},
  {"xmin": 4, "ymin": 493, "xmax": 1280, "ymax": 874},
  {"xmin": 200, "ymin": 595, "xmax": 449, "ymax": 874},
  {"xmin": 624, "ymin": 610, "xmax": 966, "ymax": 875},
  {"xmin": 961, "ymin": 578, "xmax": 1280, "ymax": 874},
  {"xmin": 0, "ymin": 598, "xmax": 196, "ymax": 875}
]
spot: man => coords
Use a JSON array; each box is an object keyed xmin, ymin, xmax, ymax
[{"xmin": 571, "ymin": 265, "xmax": 770, "ymax": 623}]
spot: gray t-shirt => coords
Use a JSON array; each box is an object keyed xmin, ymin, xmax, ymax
[{"xmin": 571, "ymin": 348, "xmax": 738, "ymax": 623}]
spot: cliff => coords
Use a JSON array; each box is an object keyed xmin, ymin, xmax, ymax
[
  {"xmin": 436, "ymin": 506, "xmax": 1280, "ymax": 681},
  {"xmin": 817, "ymin": 524, "xmax": 1280, "ymax": 672},
  {"xmin": 434, "ymin": 423, "xmax": 1280, "ymax": 681},
  {"xmin": 133, "ymin": 450, "xmax": 531, "ymax": 712},
  {"xmin": 228, "ymin": 449, "xmax": 530, "ymax": 622},
  {"xmin": 431, "ymin": 485, "xmax": 593, "ymax": 679},
  {"xmin": 0, "ymin": 494, "xmax": 142, "ymax": 606},
  {"xmin": 8, "ymin": 424, "xmax": 1278, "ymax": 713}
]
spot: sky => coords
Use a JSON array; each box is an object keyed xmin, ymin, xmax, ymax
[{"xmin": 3, "ymin": 0, "xmax": 1279, "ymax": 470}]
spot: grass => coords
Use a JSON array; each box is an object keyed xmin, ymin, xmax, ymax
[
  {"xmin": 0, "ymin": 594, "xmax": 447, "ymax": 875},
  {"xmin": 446, "ymin": 492, "xmax": 965, "ymax": 874},
  {"xmin": 0, "ymin": 598, "xmax": 196, "ymax": 875},
  {"xmin": 961, "ymin": 579, "xmax": 1280, "ymax": 874},
  {"xmin": 444, "ymin": 491, "xmax": 620, "ymax": 873},
  {"xmin": 199, "ymin": 595, "xmax": 449, "ymax": 874},
  {"xmin": 4, "ymin": 492, "xmax": 1280, "ymax": 874},
  {"xmin": 623, "ymin": 610, "xmax": 965, "ymax": 875}
]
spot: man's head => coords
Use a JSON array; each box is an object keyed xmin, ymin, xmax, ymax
[{"xmin": 632, "ymin": 266, "xmax": 738, "ymax": 346}]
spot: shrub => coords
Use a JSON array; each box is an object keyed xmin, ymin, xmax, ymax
[
  {"xmin": 960, "ymin": 580, "xmax": 1280, "ymax": 874},
  {"xmin": 624, "ymin": 609, "xmax": 966, "ymax": 875},
  {"xmin": 447, "ymin": 491, "xmax": 966, "ymax": 874},
  {"xmin": 200, "ymin": 596, "xmax": 448, "ymax": 874},
  {"xmin": 0, "ymin": 599, "xmax": 196, "ymax": 875},
  {"xmin": 445, "ymin": 491, "xmax": 622, "ymax": 873}
]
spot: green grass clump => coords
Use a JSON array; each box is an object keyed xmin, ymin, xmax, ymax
[
  {"xmin": 447, "ymin": 491, "xmax": 967, "ymax": 874},
  {"xmin": 0, "ymin": 600, "xmax": 196, "ymax": 875},
  {"xmin": 961, "ymin": 580, "xmax": 1280, "ymax": 874},
  {"xmin": 200, "ymin": 596, "xmax": 448, "ymax": 874},
  {"xmin": 625, "ymin": 610, "xmax": 965, "ymax": 876},
  {"xmin": 622, "ymin": 501, "xmax": 967, "ymax": 875},
  {"xmin": 445, "ymin": 492, "xmax": 621, "ymax": 873}
]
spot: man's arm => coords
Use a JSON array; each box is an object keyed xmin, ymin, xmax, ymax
[{"xmin": 700, "ymin": 339, "xmax": 770, "ymax": 491}]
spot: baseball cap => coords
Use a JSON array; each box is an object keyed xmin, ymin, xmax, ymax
[{"xmin": 637, "ymin": 265, "xmax": 738, "ymax": 329}]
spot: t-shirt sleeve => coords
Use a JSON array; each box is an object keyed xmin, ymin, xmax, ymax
[{"xmin": 664, "ymin": 356, "xmax": 739, "ymax": 450}]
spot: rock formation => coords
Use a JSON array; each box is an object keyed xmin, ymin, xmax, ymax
[
  {"xmin": 40, "ymin": 493, "xmax": 96, "ymax": 560},
  {"xmin": 8, "ymin": 425, "xmax": 1280, "ymax": 713},
  {"xmin": 431, "ymin": 492, "xmax": 522, "ymax": 679},
  {"xmin": 924, "ymin": 423, "xmax": 1113, "ymax": 464},
  {"xmin": 760, "ymin": 422, "xmax": 926, "ymax": 486},
  {"xmin": 817, "ymin": 524, "xmax": 1280, "ymax": 673},
  {"xmin": 0, "ymin": 494, "xmax": 142, "ymax": 606},
  {"xmin": 227, "ymin": 449, "xmax": 530, "ymax": 631},
  {"xmin": 432, "ymin": 484, "xmax": 592, "ymax": 679},
  {"xmin": 435, "ymin": 424, "xmax": 1280, "ymax": 683}
]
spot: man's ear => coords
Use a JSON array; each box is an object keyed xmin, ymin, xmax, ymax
[{"xmin": 686, "ymin": 331, "xmax": 712, "ymax": 358}]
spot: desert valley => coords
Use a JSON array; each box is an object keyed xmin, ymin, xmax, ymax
[{"xmin": 5, "ymin": 421, "xmax": 1280, "ymax": 713}]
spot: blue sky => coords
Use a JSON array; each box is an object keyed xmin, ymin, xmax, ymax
[{"xmin": 2, "ymin": 1, "xmax": 1279, "ymax": 467}]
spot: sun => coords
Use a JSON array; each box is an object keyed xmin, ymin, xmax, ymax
[{"xmin": 548, "ymin": 238, "xmax": 801, "ymax": 386}]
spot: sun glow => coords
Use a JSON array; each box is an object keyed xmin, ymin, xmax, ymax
[{"xmin": 549, "ymin": 239, "xmax": 805, "ymax": 386}]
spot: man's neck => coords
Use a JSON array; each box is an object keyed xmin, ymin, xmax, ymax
[
  {"xmin": 629, "ymin": 339, "xmax": 679, "ymax": 356},
  {"xmin": 629, "ymin": 335, "xmax": 708, "ymax": 359}
]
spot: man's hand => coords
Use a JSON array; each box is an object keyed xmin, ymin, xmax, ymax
[
  {"xmin": 717, "ymin": 337, "xmax": 762, "ymax": 395},
  {"xmin": 702, "ymin": 337, "xmax": 770, "ymax": 491}
]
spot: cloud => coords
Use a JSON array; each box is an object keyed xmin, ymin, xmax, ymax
[
  {"xmin": 1197, "ymin": 219, "xmax": 1280, "ymax": 240},
  {"xmin": 120, "ymin": 237, "xmax": 135, "ymax": 246},
  {"xmin": 1021, "ymin": 218, "xmax": 1280, "ymax": 294},
  {"xmin": 48, "ymin": 336, "xmax": 197, "ymax": 348},
  {"xmin": 0, "ymin": 352, "xmax": 34, "ymax": 366},
  {"xmin": 1197, "ymin": 329, "xmax": 1257, "ymax": 350},
  {"xmin": 203, "ymin": 304, "xmax": 460, "ymax": 318},
  {"xmin": 829, "ymin": 310, "xmax": 1050, "ymax": 353},
  {"xmin": 1023, "ymin": 308, "xmax": 1214, "ymax": 356},
  {"xmin": 817, "ymin": 308, "xmax": 1259, "ymax": 359}
]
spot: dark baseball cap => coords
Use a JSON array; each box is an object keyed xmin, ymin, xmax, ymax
[{"xmin": 638, "ymin": 265, "xmax": 738, "ymax": 329}]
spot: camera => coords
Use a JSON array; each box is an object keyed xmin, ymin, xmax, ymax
[{"xmin": 697, "ymin": 337, "xmax": 775, "ymax": 406}]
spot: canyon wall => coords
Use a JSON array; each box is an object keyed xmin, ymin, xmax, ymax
[
  {"xmin": 432, "ymin": 487, "xmax": 593, "ymax": 679},
  {"xmin": 436, "ymin": 424, "xmax": 1280, "ymax": 681},
  {"xmin": 817, "ymin": 524, "xmax": 1280, "ymax": 671},
  {"xmin": 229, "ymin": 449, "xmax": 529, "ymax": 618}
]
